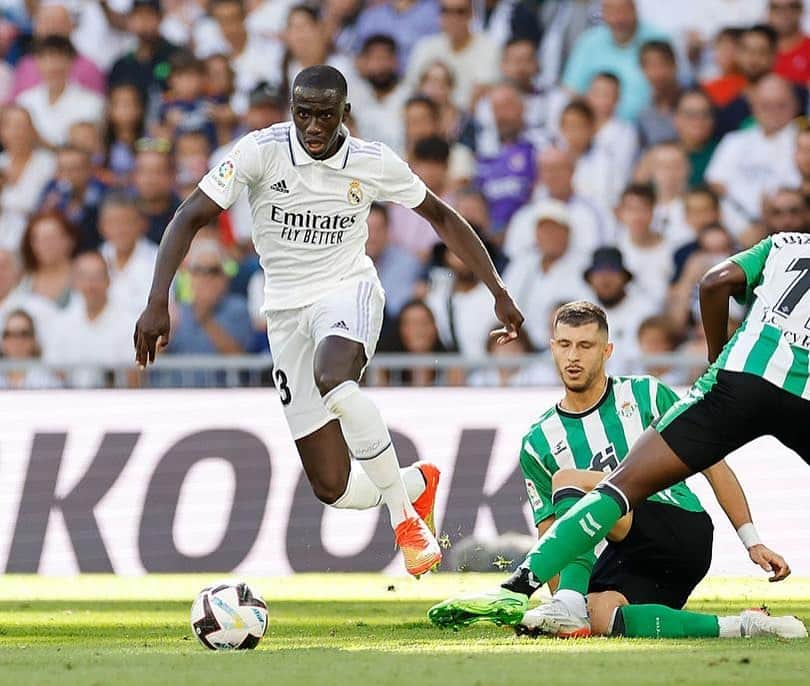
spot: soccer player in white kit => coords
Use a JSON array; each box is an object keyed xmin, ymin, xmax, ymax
[{"xmin": 134, "ymin": 65, "xmax": 525, "ymax": 576}]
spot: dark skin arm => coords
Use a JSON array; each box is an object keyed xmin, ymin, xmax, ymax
[
  {"xmin": 698, "ymin": 260, "xmax": 747, "ymax": 363},
  {"xmin": 414, "ymin": 189, "xmax": 524, "ymax": 342},
  {"xmin": 134, "ymin": 189, "xmax": 222, "ymax": 367}
]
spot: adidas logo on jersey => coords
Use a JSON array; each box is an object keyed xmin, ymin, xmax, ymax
[
  {"xmin": 331, "ymin": 320, "xmax": 349, "ymax": 331},
  {"xmin": 270, "ymin": 179, "xmax": 289, "ymax": 193}
]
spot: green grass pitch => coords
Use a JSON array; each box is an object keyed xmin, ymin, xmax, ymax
[{"xmin": 1, "ymin": 574, "xmax": 808, "ymax": 686}]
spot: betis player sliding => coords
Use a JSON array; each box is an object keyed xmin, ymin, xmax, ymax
[{"xmin": 430, "ymin": 300, "xmax": 807, "ymax": 639}]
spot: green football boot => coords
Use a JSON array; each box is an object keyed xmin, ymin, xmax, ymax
[{"xmin": 428, "ymin": 588, "xmax": 528, "ymax": 630}]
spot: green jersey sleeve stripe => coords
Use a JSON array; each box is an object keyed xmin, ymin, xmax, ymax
[
  {"xmin": 784, "ymin": 344, "xmax": 810, "ymax": 397},
  {"xmin": 559, "ymin": 413, "xmax": 591, "ymax": 456},
  {"xmin": 597, "ymin": 392, "xmax": 629, "ymax": 458},
  {"xmin": 523, "ymin": 440, "xmax": 553, "ymax": 480},
  {"xmin": 730, "ymin": 236, "xmax": 772, "ymax": 305}
]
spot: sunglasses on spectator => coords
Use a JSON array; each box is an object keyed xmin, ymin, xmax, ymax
[
  {"xmin": 135, "ymin": 137, "xmax": 172, "ymax": 153},
  {"xmin": 440, "ymin": 5, "xmax": 470, "ymax": 15},
  {"xmin": 190, "ymin": 265, "xmax": 225, "ymax": 276},
  {"xmin": 770, "ymin": 2, "xmax": 802, "ymax": 10},
  {"xmin": 2, "ymin": 328, "xmax": 34, "ymax": 339}
]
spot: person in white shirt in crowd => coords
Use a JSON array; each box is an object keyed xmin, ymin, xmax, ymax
[
  {"xmin": 0, "ymin": 308, "xmax": 61, "ymax": 390},
  {"xmin": 0, "ymin": 105, "xmax": 56, "ymax": 252},
  {"xmin": 636, "ymin": 313, "xmax": 685, "ymax": 386},
  {"xmin": 503, "ymin": 200, "xmax": 591, "ymax": 347},
  {"xmin": 614, "ymin": 183, "xmax": 673, "ymax": 309},
  {"xmin": 45, "ymin": 251, "xmax": 133, "ymax": 388},
  {"xmin": 583, "ymin": 246, "xmax": 657, "ymax": 374},
  {"xmin": 352, "ymin": 34, "xmax": 410, "ymax": 153},
  {"xmin": 636, "ymin": 40, "xmax": 683, "ymax": 148},
  {"xmin": 98, "ymin": 192, "xmax": 159, "ymax": 317},
  {"xmin": 646, "ymin": 141, "xmax": 696, "ymax": 247},
  {"xmin": 584, "ymin": 71, "xmax": 639, "ymax": 185},
  {"xmin": 705, "ymin": 73, "xmax": 801, "ymax": 236},
  {"xmin": 16, "ymin": 35, "xmax": 105, "ymax": 148},
  {"xmin": 557, "ymin": 99, "xmax": 623, "ymax": 213},
  {"xmin": 419, "ymin": 60, "xmax": 466, "ymax": 142},
  {"xmin": 406, "ymin": 0, "xmax": 500, "ymax": 109},
  {"xmin": 504, "ymin": 145, "xmax": 609, "ymax": 260}
]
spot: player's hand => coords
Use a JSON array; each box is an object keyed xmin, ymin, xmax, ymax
[
  {"xmin": 748, "ymin": 544, "xmax": 791, "ymax": 582},
  {"xmin": 490, "ymin": 290, "xmax": 524, "ymax": 344},
  {"xmin": 134, "ymin": 299, "xmax": 171, "ymax": 369}
]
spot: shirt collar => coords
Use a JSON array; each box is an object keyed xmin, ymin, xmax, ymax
[{"xmin": 288, "ymin": 124, "xmax": 351, "ymax": 169}]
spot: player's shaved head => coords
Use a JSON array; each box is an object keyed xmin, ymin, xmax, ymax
[{"xmin": 292, "ymin": 65, "xmax": 348, "ymax": 102}]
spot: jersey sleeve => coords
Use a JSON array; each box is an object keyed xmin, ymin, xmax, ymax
[
  {"xmin": 729, "ymin": 237, "xmax": 773, "ymax": 306},
  {"xmin": 376, "ymin": 143, "xmax": 427, "ymax": 208},
  {"xmin": 198, "ymin": 133, "xmax": 263, "ymax": 210},
  {"xmin": 519, "ymin": 435, "xmax": 555, "ymax": 526}
]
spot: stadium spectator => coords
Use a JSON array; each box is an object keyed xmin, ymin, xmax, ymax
[
  {"xmin": 16, "ymin": 35, "xmax": 105, "ymax": 147},
  {"xmin": 637, "ymin": 40, "xmax": 682, "ymax": 148},
  {"xmin": 384, "ymin": 299, "xmax": 455, "ymax": 386},
  {"xmin": 108, "ymin": 0, "xmax": 179, "ymax": 110},
  {"xmin": 157, "ymin": 51, "xmax": 217, "ymax": 148},
  {"xmin": 636, "ymin": 314, "xmax": 682, "ymax": 385},
  {"xmin": 204, "ymin": 53, "xmax": 239, "ymax": 147},
  {"xmin": 104, "ymin": 84, "xmax": 146, "ymax": 188},
  {"xmin": 793, "ymin": 126, "xmax": 810, "ymax": 198},
  {"xmin": 352, "ymin": 0, "xmax": 440, "ymax": 68},
  {"xmin": 562, "ymin": 0, "xmax": 668, "ymax": 121},
  {"xmin": 98, "ymin": 193, "xmax": 158, "ymax": 316},
  {"xmin": 770, "ymin": 0, "xmax": 810, "ymax": 85},
  {"xmin": 166, "ymin": 239, "xmax": 253, "ymax": 355},
  {"xmin": 503, "ymin": 200, "xmax": 590, "ymax": 347},
  {"xmin": 387, "ymin": 136, "xmax": 449, "ymax": 260},
  {"xmin": 467, "ymin": 327, "xmax": 557, "ymax": 387},
  {"xmin": 39, "ymin": 145, "xmax": 106, "ymax": 252},
  {"xmin": 671, "ymin": 89, "xmax": 718, "ymax": 188},
  {"xmin": 706, "ymin": 74, "xmax": 801, "ymax": 235},
  {"xmin": 701, "ymin": 27, "xmax": 746, "ymax": 106},
  {"xmin": 406, "ymin": 0, "xmax": 500, "ymax": 109},
  {"xmin": 671, "ymin": 185, "xmax": 723, "ymax": 280},
  {"xmin": 583, "ymin": 246, "xmax": 656, "ymax": 374},
  {"xmin": 0, "ymin": 105, "xmax": 56, "ymax": 252},
  {"xmin": 418, "ymin": 61, "xmax": 464, "ymax": 141},
  {"xmin": 760, "ymin": 187, "xmax": 810, "ymax": 237},
  {"xmin": 68, "ymin": 121, "xmax": 107, "ymax": 176},
  {"xmin": 44, "ymin": 251, "xmax": 133, "ymax": 388},
  {"xmin": 0, "ymin": 249, "xmax": 21, "ymax": 317},
  {"xmin": 0, "ymin": 308, "xmax": 60, "ymax": 389},
  {"xmin": 558, "ymin": 99, "xmax": 622, "ymax": 212},
  {"xmin": 615, "ymin": 183, "xmax": 673, "ymax": 308},
  {"xmin": 504, "ymin": 146, "xmax": 608, "ymax": 260},
  {"xmin": 175, "ymin": 130, "xmax": 213, "ymax": 198},
  {"xmin": 352, "ymin": 34, "xmax": 409, "ymax": 151},
  {"xmin": 585, "ymin": 72, "xmax": 638, "ymax": 186},
  {"xmin": 366, "ymin": 203, "xmax": 423, "ymax": 324},
  {"xmin": 645, "ymin": 141, "xmax": 695, "ymax": 247},
  {"xmin": 17, "ymin": 211, "xmax": 78, "ymax": 312},
  {"xmin": 9, "ymin": 3, "xmax": 105, "ymax": 101},
  {"xmin": 132, "ymin": 141, "xmax": 181, "ymax": 244},
  {"xmin": 472, "ymin": 82, "xmax": 537, "ymax": 236},
  {"xmin": 321, "ymin": 0, "xmax": 365, "ymax": 55}
]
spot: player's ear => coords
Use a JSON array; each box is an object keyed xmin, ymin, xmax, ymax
[
  {"xmin": 343, "ymin": 101, "xmax": 352, "ymax": 120},
  {"xmin": 603, "ymin": 341, "xmax": 614, "ymax": 361}
]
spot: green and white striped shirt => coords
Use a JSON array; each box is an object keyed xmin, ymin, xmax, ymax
[
  {"xmin": 520, "ymin": 376, "xmax": 704, "ymax": 525},
  {"xmin": 718, "ymin": 232, "xmax": 810, "ymax": 400}
]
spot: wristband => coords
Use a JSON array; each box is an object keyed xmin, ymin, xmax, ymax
[{"xmin": 737, "ymin": 523, "xmax": 762, "ymax": 549}]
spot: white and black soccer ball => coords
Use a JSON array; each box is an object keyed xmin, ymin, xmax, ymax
[{"xmin": 190, "ymin": 580, "xmax": 268, "ymax": 650}]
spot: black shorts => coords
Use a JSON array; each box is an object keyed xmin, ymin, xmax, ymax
[
  {"xmin": 588, "ymin": 499, "xmax": 714, "ymax": 609},
  {"xmin": 657, "ymin": 369, "xmax": 810, "ymax": 472}
]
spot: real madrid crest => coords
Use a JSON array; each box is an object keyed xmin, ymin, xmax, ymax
[{"xmin": 347, "ymin": 179, "xmax": 363, "ymax": 205}]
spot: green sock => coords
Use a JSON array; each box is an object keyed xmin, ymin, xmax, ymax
[
  {"xmin": 613, "ymin": 604, "xmax": 720, "ymax": 638},
  {"xmin": 526, "ymin": 489, "xmax": 623, "ymax": 584},
  {"xmin": 553, "ymin": 489, "xmax": 596, "ymax": 596}
]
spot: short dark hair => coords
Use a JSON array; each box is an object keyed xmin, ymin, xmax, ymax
[
  {"xmin": 592, "ymin": 71, "xmax": 620, "ymax": 88},
  {"xmin": 170, "ymin": 50, "xmax": 205, "ymax": 75},
  {"xmin": 288, "ymin": 3, "xmax": 320, "ymax": 23},
  {"xmin": 638, "ymin": 315, "xmax": 678, "ymax": 347},
  {"xmin": 561, "ymin": 98, "xmax": 595, "ymax": 124},
  {"xmin": 621, "ymin": 182, "xmax": 656, "ymax": 206},
  {"xmin": 292, "ymin": 64, "xmax": 348, "ymax": 101},
  {"xmin": 640, "ymin": 40, "xmax": 676, "ymax": 64},
  {"xmin": 405, "ymin": 94, "xmax": 440, "ymax": 119},
  {"xmin": 412, "ymin": 135, "xmax": 450, "ymax": 163},
  {"xmin": 675, "ymin": 87, "xmax": 714, "ymax": 111},
  {"xmin": 685, "ymin": 184, "xmax": 720, "ymax": 208},
  {"xmin": 33, "ymin": 34, "xmax": 77, "ymax": 58},
  {"xmin": 100, "ymin": 191, "xmax": 142, "ymax": 216},
  {"xmin": 361, "ymin": 33, "xmax": 397, "ymax": 55},
  {"xmin": 717, "ymin": 27, "xmax": 745, "ymax": 43},
  {"xmin": 504, "ymin": 36, "xmax": 538, "ymax": 51},
  {"xmin": 553, "ymin": 301, "xmax": 609, "ymax": 335},
  {"xmin": 743, "ymin": 23, "xmax": 779, "ymax": 49}
]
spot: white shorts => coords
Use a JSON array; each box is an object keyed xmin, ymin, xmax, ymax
[{"xmin": 266, "ymin": 278, "xmax": 385, "ymax": 439}]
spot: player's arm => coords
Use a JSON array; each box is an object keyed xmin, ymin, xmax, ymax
[
  {"xmin": 702, "ymin": 460, "xmax": 791, "ymax": 582},
  {"xmin": 414, "ymin": 189, "xmax": 524, "ymax": 342},
  {"xmin": 134, "ymin": 189, "xmax": 222, "ymax": 367},
  {"xmin": 699, "ymin": 237, "xmax": 773, "ymax": 363}
]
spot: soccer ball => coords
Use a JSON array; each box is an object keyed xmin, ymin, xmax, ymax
[{"xmin": 190, "ymin": 580, "xmax": 268, "ymax": 650}]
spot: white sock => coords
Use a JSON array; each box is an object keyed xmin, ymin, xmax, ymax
[
  {"xmin": 717, "ymin": 616, "xmax": 742, "ymax": 638},
  {"xmin": 331, "ymin": 464, "xmax": 382, "ymax": 509},
  {"xmin": 331, "ymin": 463, "xmax": 426, "ymax": 510},
  {"xmin": 323, "ymin": 381, "xmax": 417, "ymax": 526},
  {"xmin": 554, "ymin": 590, "xmax": 588, "ymax": 619}
]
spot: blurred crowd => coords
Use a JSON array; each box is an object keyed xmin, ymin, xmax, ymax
[{"xmin": 1, "ymin": 0, "xmax": 810, "ymax": 388}]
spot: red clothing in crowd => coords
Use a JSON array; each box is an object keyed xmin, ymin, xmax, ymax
[{"xmin": 775, "ymin": 35, "xmax": 810, "ymax": 85}]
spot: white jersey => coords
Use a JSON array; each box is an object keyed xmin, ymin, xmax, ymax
[{"xmin": 198, "ymin": 122, "xmax": 427, "ymax": 311}]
